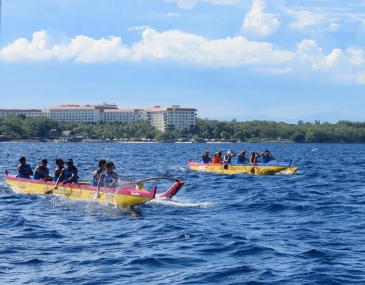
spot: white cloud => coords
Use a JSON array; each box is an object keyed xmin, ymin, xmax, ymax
[
  {"xmin": 242, "ymin": 0, "xmax": 280, "ymax": 37},
  {"xmin": 288, "ymin": 10, "xmax": 326, "ymax": 29},
  {"xmin": 1, "ymin": 28, "xmax": 365, "ymax": 84},
  {"xmin": 0, "ymin": 29, "xmax": 294, "ymax": 66}
]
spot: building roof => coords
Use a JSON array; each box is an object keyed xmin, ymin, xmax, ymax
[
  {"xmin": 0, "ymin": 109, "xmax": 43, "ymax": 112},
  {"xmin": 103, "ymin": 109, "xmax": 144, "ymax": 113},
  {"xmin": 145, "ymin": 107, "xmax": 198, "ymax": 112}
]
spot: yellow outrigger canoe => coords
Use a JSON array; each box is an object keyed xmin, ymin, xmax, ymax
[
  {"xmin": 188, "ymin": 159, "xmax": 298, "ymax": 175},
  {"xmin": 5, "ymin": 170, "xmax": 184, "ymax": 208}
]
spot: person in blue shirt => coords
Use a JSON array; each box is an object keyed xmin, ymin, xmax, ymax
[
  {"xmin": 236, "ymin": 149, "xmax": 249, "ymax": 164},
  {"xmin": 201, "ymin": 151, "xmax": 211, "ymax": 164},
  {"xmin": 55, "ymin": 159, "xmax": 78, "ymax": 189},
  {"xmin": 18, "ymin": 156, "xmax": 33, "ymax": 179},
  {"xmin": 261, "ymin": 149, "xmax": 276, "ymax": 164},
  {"xmin": 33, "ymin": 159, "xmax": 53, "ymax": 180},
  {"xmin": 223, "ymin": 150, "xmax": 235, "ymax": 164},
  {"xmin": 54, "ymin": 158, "xmax": 65, "ymax": 182},
  {"xmin": 91, "ymin": 159, "xmax": 106, "ymax": 186}
]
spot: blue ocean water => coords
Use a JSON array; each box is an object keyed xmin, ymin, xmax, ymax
[{"xmin": 1, "ymin": 142, "xmax": 365, "ymax": 284}]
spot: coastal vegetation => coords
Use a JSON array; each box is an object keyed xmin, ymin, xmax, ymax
[{"xmin": 1, "ymin": 115, "xmax": 365, "ymax": 143}]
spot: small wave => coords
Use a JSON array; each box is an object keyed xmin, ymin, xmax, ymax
[{"xmin": 148, "ymin": 198, "xmax": 216, "ymax": 209}]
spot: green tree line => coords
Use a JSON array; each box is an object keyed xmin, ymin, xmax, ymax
[{"xmin": 1, "ymin": 115, "xmax": 365, "ymax": 143}]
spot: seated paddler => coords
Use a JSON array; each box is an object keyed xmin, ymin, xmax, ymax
[
  {"xmin": 55, "ymin": 158, "xmax": 79, "ymax": 189},
  {"xmin": 261, "ymin": 149, "xmax": 276, "ymax": 164},
  {"xmin": 250, "ymin": 152, "xmax": 260, "ymax": 164},
  {"xmin": 95, "ymin": 161, "xmax": 119, "ymax": 198},
  {"xmin": 33, "ymin": 158, "xmax": 53, "ymax": 181},
  {"xmin": 92, "ymin": 159, "xmax": 106, "ymax": 186},
  {"xmin": 54, "ymin": 158, "xmax": 65, "ymax": 182},
  {"xmin": 236, "ymin": 149, "xmax": 248, "ymax": 164},
  {"xmin": 211, "ymin": 152, "xmax": 222, "ymax": 164},
  {"xmin": 201, "ymin": 151, "xmax": 211, "ymax": 164},
  {"xmin": 18, "ymin": 156, "xmax": 33, "ymax": 179},
  {"xmin": 223, "ymin": 150, "xmax": 235, "ymax": 164}
]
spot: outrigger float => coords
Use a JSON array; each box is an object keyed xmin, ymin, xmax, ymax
[
  {"xmin": 188, "ymin": 159, "xmax": 298, "ymax": 175},
  {"xmin": 4, "ymin": 170, "xmax": 184, "ymax": 208}
]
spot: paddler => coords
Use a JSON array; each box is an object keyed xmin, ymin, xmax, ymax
[
  {"xmin": 250, "ymin": 152, "xmax": 260, "ymax": 164},
  {"xmin": 261, "ymin": 149, "xmax": 276, "ymax": 163},
  {"xmin": 201, "ymin": 151, "xmax": 211, "ymax": 164},
  {"xmin": 223, "ymin": 150, "xmax": 235, "ymax": 164},
  {"xmin": 211, "ymin": 152, "xmax": 222, "ymax": 164},
  {"xmin": 91, "ymin": 159, "xmax": 106, "ymax": 186},
  {"xmin": 33, "ymin": 158, "xmax": 53, "ymax": 181},
  {"xmin": 236, "ymin": 149, "xmax": 248, "ymax": 164},
  {"xmin": 95, "ymin": 161, "xmax": 118, "ymax": 198},
  {"xmin": 18, "ymin": 156, "xmax": 33, "ymax": 179},
  {"xmin": 54, "ymin": 158, "xmax": 79, "ymax": 189},
  {"xmin": 54, "ymin": 158, "xmax": 65, "ymax": 182}
]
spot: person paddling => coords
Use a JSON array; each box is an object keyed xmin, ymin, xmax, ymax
[
  {"xmin": 95, "ymin": 161, "xmax": 118, "ymax": 198},
  {"xmin": 211, "ymin": 152, "xmax": 222, "ymax": 164},
  {"xmin": 261, "ymin": 149, "xmax": 276, "ymax": 164},
  {"xmin": 91, "ymin": 159, "xmax": 106, "ymax": 186},
  {"xmin": 223, "ymin": 150, "xmax": 235, "ymax": 164},
  {"xmin": 250, "ymin": 152, "xmax": 260, "ymax": 164},
  {"xmin": 18, "ymin": 156, "xmax": 33, "ymax": 179},
  {"xmin": 236, "ymin": 149, "xmax": 249, "ymax": 164},
  {"xmin": 201, "ymin": 151, "xmax": 211, "ymax": 164},
  {"xmin": 33, "ymin": 159, "xmax": 53, "ymax": 181},
  {"xmin": 54, "ymin": 158, "xmax": 65, "ymax": 182},
  {"xmin": 55, "ymin": 159, "xmax": 78, "ymax": 189}
]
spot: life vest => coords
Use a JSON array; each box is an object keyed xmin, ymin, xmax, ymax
[
  {"xmin": 18, "ymin": 164, "xmax": 31, "ymax": 179},
  {"xmin": 250, "ymin": 157, "xmax": 257, "ymax": 164},
  {"xmin": 212, "ymin": 157, "xmax": 221, "ymax": 164},
  {"xmin": 33, "ymin": 166, "xmax": 49, "ymax": 180},
  {"xmin": 64, "ymin": 167, "xmax": 78, "ymax": 183},
  {"xmin": 224, "ymin": 155, "xmax": 232, "ymax": 164}
]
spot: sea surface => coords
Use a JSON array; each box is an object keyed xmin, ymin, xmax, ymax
[{"xmin": 1, "ymin": 142, "xmax": 365, "ymax": 284}]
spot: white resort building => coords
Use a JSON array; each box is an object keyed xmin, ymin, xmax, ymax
[{"xmin": 1, "ymin": 104, "xmax": 197, "ymax": 132}]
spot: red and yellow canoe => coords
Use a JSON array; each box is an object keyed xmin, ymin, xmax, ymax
[{"xmin": 4, "ymin": 170, "xmax": 184, "ymax": 208}]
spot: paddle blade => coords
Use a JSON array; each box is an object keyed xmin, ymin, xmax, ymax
[{"xmin": 44, "ymin": 189, "xmax": 54, "ymax": 195}]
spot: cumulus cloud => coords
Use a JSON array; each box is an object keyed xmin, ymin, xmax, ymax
[
  {"xmin": 0, "ymin": 29, "xmax": 294, "ymax": 66},
  {"xmin": 242, "ymin": 0, "xmax": 280, "ymax": 37},
  {"xmin": 1, "ymin": 28, "xmax": 365, "ymax": 84}
]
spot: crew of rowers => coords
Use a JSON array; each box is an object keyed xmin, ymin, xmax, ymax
[
  {"xmin": 17, "ymin": 156, "xmax": 119, "ymax": 191},
  {"xmin": 201, "ymin": 149, "xmax": 276, "ymax": 165}
]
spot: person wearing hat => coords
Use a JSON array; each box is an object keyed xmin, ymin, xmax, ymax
[
  {"xmin": 201, "ymin": 151, "xmax": 211, "ymax": 164},
  {"xmin": 33, "ymin": 159, "xmax": 53, "ymax": 181},
  {"xmin": 18, "ymin": 156, "xmax": 33, "ymax": 179},
  {"xmin": 261, "ymin": 149, "xmax": 276, "ymax": 164},
  {"xmin": 223, "ymin": 150, "xmax": 235, "ymax": 164},
  {"xmin": 55, "ymin": 158, "xmax": 79, "ymax": 189}
]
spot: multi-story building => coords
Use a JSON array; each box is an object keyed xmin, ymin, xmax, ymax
[
  {"xmin": 144, "ymin": 105, "xmax": 198, "ymax": 132},
  {"xmin": 0, "ymin": 104, "xmax": 198, "ymax": 132},
  {"xmin": 0, "ymin": 109, "xmax": 49, "ymax": 118},
  {"xmin": 101, "ymin": 109, "xmax": 144, "ymax": 123},
  {"xmin": 48, "ymin": 104, "xmax": 118, "ymax": 123}
]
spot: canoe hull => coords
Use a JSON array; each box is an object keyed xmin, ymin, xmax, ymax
[
  {"xmin": 188, "ymin": 159, "xmax": 292, "ymax": 175},
  {"xmin": 4, "ymin": 171, "xmax": 156, "ymax": 208}
]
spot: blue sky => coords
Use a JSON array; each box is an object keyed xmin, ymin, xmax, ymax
[{"xmin": 0, "ymin": 0, "xmax": 365, "ymax": 123}]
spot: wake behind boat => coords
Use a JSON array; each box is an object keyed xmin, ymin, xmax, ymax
[
  {"xmin": 188, "ymin": 159, "xmax": 297, "ymax": 175},
  {"xmin": 4, "ymin": 171, "xmax": 184, "ymax": 208}
]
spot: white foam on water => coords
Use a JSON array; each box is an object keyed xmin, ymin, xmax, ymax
[
  {"xmin": 147, "ymin": 197, "xmax": 216, "ymax": 209},
  {"xmin": 311, "ymin": 149, "xmax": 318, "ymax": 152}
]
